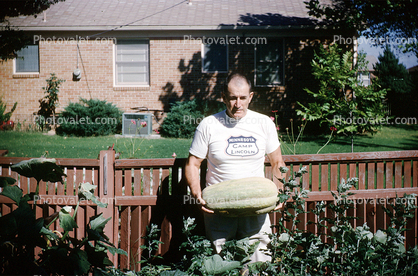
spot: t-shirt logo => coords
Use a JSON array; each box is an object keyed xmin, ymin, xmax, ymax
[{"xmin": 225, "ymin": 136, "xmax": 259, "ymax": 156}]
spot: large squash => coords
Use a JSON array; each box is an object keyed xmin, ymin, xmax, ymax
[{"xmin": 202, "ymin": 177, "xmax": 278, "ymax": 217}]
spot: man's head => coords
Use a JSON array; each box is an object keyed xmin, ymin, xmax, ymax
[{"xmin": 222, "ymin": 73, "xmax": 254, "ymax": 119}]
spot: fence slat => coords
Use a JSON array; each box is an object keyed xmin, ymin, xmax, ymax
[
  {"xmin": 358, "ymin": 163, "xmax": 366, "ymax": 190},
  {"xmin": 119, "ymin": 206, "xmax": 130, "ymax": 270},
  {"xmin": 330, "ymin": 163, "xmax": 338, "ymax": 191},
  {"xmin": 115, "ymin": 169, "xmax": 123, "ymax": 196},
  {"xmin": 66, "ymin": 167, "xmax": 75, "ymax": 196},
  {"xmin": 386, "ymin": 161, "xmax": 394, "ymax": 188},
  {"xmin": 395, "ymin": 161, "xmax": 403, "ymax": 188},
  {"xmin": 367, "ymin": 162, "xmax": 375, "ymax": 189},
  {"xmin": 376, "ymin": 162, "xmax": 384, "ymax": 189},
  {"xmin": 404, "ymin": 161, "xmax": 412, "ymax": 188},
  {"xmin": 321, "ymin": 164, "xmax": 328, "ymax": 191},
  {"xmin": 133, "ymin": 169, "xmax": 141, "ymax": 196},
  {"xmin": 143, "ymin": 168, "xmax": 151, "ymax": 195}
]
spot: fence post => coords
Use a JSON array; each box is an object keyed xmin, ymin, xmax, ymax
[{"xmin": 99, "ymin": 149, "xmax": 116, "ymax": 264}]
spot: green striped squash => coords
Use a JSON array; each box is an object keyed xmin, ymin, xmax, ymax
[{"xmin": 202, "ymin": 177, "xmax": 278, "ymax": 217}]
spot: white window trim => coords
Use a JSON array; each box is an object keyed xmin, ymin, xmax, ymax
[
  {"xmin": 113, "ymin": 39, "xmax": 150, "ymax": 88},
  {"xmin": 13, "ymin": 45, "xmax": 40, "ymax": 74},
  {"xmin": 254, "ymin": 38, "xmax": 285, "ymax": 87},
  {"xmin": 201, "ymin": 43, "xmax": 229, "ymax": 73}
]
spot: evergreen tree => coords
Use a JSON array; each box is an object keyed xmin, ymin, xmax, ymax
[
  {"xmin": 374, "ymin": 46, "xmax": 414, "ymax": 117},
  {"xmin": 374, "ymin": 46, "xmax": 414, "ymax": 95}
]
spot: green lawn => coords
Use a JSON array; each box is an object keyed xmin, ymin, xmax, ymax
[{"xmin": 1, "ymin": 125, "xmax": 417, "ymax": 159}]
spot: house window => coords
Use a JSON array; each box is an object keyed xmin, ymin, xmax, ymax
[
  {"xmin": 202, "ymin": 42, "xmax": 228, "ymax": 73},
  {"xmin": 255, "ymin": 39, "xmax": 284, "ymax": 86},
  {"xmin": 358, "ymin": 72, "xmax": 371, "ymax": 86},
  {"xmin": 15, "ymin": 45, "xmax": 39, "ymax": 73},
  {"xmin": 115, "ymin": 40, "xmax": 149, "ymax": 86}
]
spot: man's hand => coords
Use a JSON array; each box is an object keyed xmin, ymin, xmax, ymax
[
  {"xmin": 196, "ymin": 196, "xmax": 214, "ymax": 213},
  {"xmin": 274, "ymin": 202, "xmax": 284, "ymax": 211}
]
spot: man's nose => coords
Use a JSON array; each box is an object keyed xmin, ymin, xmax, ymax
[{"xmin": 235, "ymin": 98, "xmax": 241, "ymax": 107}]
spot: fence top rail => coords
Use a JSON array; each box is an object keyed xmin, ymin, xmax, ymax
[
  {"xmin": 0, "ymin": 157, "xmax": 99, "ymax": 167},
  {"xmin": 115, "ymin": 158, "xmax": 179, "ymax": 169},
  {"xmin": 276, "ymin": 150, "xmax": 418, "ymax": 164}
]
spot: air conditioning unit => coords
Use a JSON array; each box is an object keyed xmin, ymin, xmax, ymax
[{"xmin": 122, "ymin": 113, "xmax": 152, "ymax": 136}]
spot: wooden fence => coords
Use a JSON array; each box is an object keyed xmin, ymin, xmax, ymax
[{"xmin": 1, "ymin": 150, "xmax": 418, "ymax": 271}]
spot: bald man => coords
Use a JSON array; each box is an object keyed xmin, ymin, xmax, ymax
[{"xmin": 185, "ymin": 73, "xmax": 285, "ymax": 263}]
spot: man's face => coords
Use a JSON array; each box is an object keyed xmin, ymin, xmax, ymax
[{"xmin": 222, "ymin": 79, "xmax": 254, "ymax": 119}]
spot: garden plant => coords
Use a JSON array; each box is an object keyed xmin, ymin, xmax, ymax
[
  {"xmin": 0, "ymin": 96, "xmax": 17, "ymax": 130},
  {"xmin": 37, "ymin": 73, "xmax": 65, "ymax": 131},
  {"xmin": 0, "ymin": 158, "xmax": 127, "ymax": 275}
]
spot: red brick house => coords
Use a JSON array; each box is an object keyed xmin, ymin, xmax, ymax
[{"xmin": 0, "ymin": 0, "xmax": 344, "ymax": 130}]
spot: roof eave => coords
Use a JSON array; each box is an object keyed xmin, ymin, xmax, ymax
[{"xmin": 13, "ymin": 24, "xmax": 324, "ymax": 32}]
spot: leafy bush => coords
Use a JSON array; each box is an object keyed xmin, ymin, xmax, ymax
[
  {"xmin": 0, "ymin": 158, "xmax": 126, "ymax": 275},
  {"xmin": 160, "ymin": 99, "xmax": 225, "ymax": 138},
  {"xmin": 56, "ymin": 98, "xmax": 122, "ymax": 136},
  {"xmin": 0, "ymin": 96, "xmax": 17, "ymax": 128},
  {"xmin": 37, "ymin": 73, "xmax": 65, "ymax": 130}
]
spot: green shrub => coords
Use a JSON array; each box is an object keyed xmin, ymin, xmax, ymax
[
  {"xmin": 0, "ymin": 96, "xmax": 17, "ymax": 125},
  {"xmin": 160, "ymin": 99, "xmax": 225, "ymax": 138},
  {"xmin": 56, "ymin": 98, "xmax": 122, "ymax": 136}
]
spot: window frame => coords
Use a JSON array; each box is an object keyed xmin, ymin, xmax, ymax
[
  {"xmin": 114, "ymin": 39, "xmax": 150, "ymax": 87},
  {"xmin": 254, "ymin": 38, "xmax": 285, "ymax": 87},
  {"xmin": 201, "ymin": 42, "xmax": 228, "ymax": 73},
  {"xmin": 13, "ymin": 44, "xmax": 40, "ymax": 74}
]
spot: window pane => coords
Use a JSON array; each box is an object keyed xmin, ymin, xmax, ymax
[
  {"xmin": 202, "ymin": 43, "xmax": 227, "ymax": 72},
  {"xmin": 255, "ymin": 40, "xmax": 283, "ymax": 86},
  {"xmin": 115, "ymin": 40, "xmax": 149, "ymax": 85},
  {"xmin": 117, "ymin": 44, "xmax": 148, "ymax": 62},
  {"xmin": 117, "ymin": 63, "xmax": 147, "ymax": 83},
  {"xmin": 16, "ymin": 45, "xmax": 39, "ymax": 73}
]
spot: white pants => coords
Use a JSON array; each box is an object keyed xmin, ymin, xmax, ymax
[{"xmin": 203, "ymin": 213, "xmax": 272, "ymax": 263}]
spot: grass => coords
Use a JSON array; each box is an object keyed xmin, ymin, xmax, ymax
[
  {"xmin": 0, "ymin": 132, "xmax": 192, "ymax": 159},
  {"xmin": 1, "ymin": 125, "xmax": 417, "ymax": 159}
]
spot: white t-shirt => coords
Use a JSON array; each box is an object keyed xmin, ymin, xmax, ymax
[{"xmin": 189, "ymin": 109, "xmax": 280, "ymax": 186}]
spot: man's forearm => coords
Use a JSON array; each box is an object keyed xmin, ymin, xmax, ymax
[{"xmin": 185, "ymin": 156, "xmax": 204, "ymax": 200}]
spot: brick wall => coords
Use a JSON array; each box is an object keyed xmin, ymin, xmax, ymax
[{"xmin": 0, "ymin": 35, "xmax": 326, "ymax": 129}]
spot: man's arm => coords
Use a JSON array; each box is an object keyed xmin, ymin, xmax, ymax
[
  {"xmin": 267, "ymin": 146, "xmax": 286, "ymax": 210},
  {"xmin": 185, "ymin": 153, "xmax": 214, "ymax": 213}
]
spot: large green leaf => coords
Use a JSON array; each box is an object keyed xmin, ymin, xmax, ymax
[
  {"xmin": 78, "ymin": 182, "xmax": 107, "ymax": 208},
  {"xmin": 0, "ymin": 176, "xmax": 16, "ymax": 187},
  {"xmin": 97, "ymin": 241, "xmax": 127, "ymax": 256},
  {"xmin": 1, "ymin": 185, "xmax": 23, "ymax": 205},
  {"xmin": 71, "ymin": 249, "xmax": 91, "ymax": 275},
  {"xmin": 87, "ymin": 213, "xmax": 111, "ymax": 242},
  {"xmin": 59, "ymin": 206, "xmax": 78, "ymax": 232},
  {"xmin": 203, "ymin": 254, "xmax": 241, "ymax": 275},
  {"xmin": 11, "ymin": 158, "xmax": 66, "ymax": 183},
  {"xmin": 90, "ymin": 213, "xmax": 111, "ymax": 233}
]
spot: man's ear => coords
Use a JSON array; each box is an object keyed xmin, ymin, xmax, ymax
[
  {"xmin": 222, "ymin": 92, "xmax": 227, "ymax": 103},
  {"xmin": 249, "ymin": 91, "xmax": 254, "ymax": 103}
]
